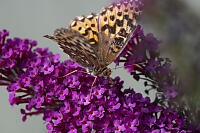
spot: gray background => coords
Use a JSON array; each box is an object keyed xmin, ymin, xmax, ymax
[{"xmin": 0, "ymin": 0, "xmax": 199, "ymax": 133}]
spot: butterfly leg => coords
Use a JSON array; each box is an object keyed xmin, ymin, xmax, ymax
[
  {"xmin": 89, "ymin": 76, "xmax": 98, "ymax": 100},
  {"xmin": 125, "ymin": 61, "xmax": 146, "ymax": 68},
  {"xmin": 108, "ymin": 77, "xmax": 114, "ymax": 84},
  {"xmin": 112, "ymin": 61, "xmax": 147, "ymax": 70},
  {"xmin": 58, "ymin": 69, "xmax": 97, "ymax": 100},
  {"xmin": 136, "ymin": 61, "xmax": 148, "ymax": 67},
  {"xmin": 58, "ymin": 70, "xmax": 88, "ymax": 78}
]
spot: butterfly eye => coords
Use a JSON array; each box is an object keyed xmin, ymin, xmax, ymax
[{"xmin": 87, "ymin": 68, "xmax": 92, "ymax": 74}]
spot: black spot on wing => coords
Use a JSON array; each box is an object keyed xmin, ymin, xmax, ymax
[
  {"xmin": 100, "ymin": 9, "xmax": 107, "ymax": 15},
  {"xmin": 111, "ymin": 45, "xmax": 121, "ymax": 53},
  {"xmin": 118, "ymin": 28, "xmax": 128, "ymax": 37},
  {"xmin": 117, "ymin": 12, "xmax": 122, "ymax": 16},
  {"xmin": 114, "ymin": 37, "xmax": 124, "ymax": 46},
  {"xmin": 124, "ymin": 9, "xmax": 128, "ymax": 12},
  {"xmin": 109, "ymin": 25, "xmax": 116, "ymax": 34},
  {"xmin": 101, "ymin": 24, "xmax": 109, "ymax": 31},
  {"xmin": 104, "ymin": 17, "xmax": 107, "ymax": 21},
  {"xmin": 110, "ymin": 15, "xmax": 115, "ymax": 21},
  {"xmin": 116, "ymin": 19, "xmax": 123, "ymax": 27},
  {"xmin": 109, "ymin": 7, "xmax": 113, "ymax": 11},
  {"xmin": 127, "ymin": 19, "xmax": 134, "ymax": 27},
  {"xmin": 92, "ymin": 31, "xmax": 98, "ymax": 36},
  {"xmin": 101, "ymin": 24, "xmax": 116, "ymax": 34},
  {"xmin": 88, "ymin": 27, "xmax": 92, "ymax": 30},
  {"xmin": 89, "ymin": 38, "xmax": 98, "ymax": 45},
  {"xmin": 124, "ymin": 15, "xmax": 129, "ymax": 20},
  {"xmin": 135, "ymin": 7, "xmax": 139, "ymax": 12},
  {"xmin": 133, "ymin": 13, "xmax": 139, "ymax": 19},
  {"xmin": 116, "ymin": 5, "xmax": 121, "ymax": 9},
  {"xmin": 130, "ymin": 7, "xmax": 134, "ymax": 10},
  {"xmin": 80, "ymin": 17, "xmax": 85, "ymax": 22},
  {"xmin": 82, "ymin": 29, "xmax": 89, "ymax": 36}
]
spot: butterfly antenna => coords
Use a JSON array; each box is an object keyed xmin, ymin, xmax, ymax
[{"xmin": 89, "ymin": 76, "xmax": 98, "ymax": 100}]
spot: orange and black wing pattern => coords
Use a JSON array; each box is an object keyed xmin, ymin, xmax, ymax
[
  {"xmin": 44, "ymin": 0, "xmax": 140, "ymax": 72},
  {"xmin": 98, "ymin": 0, "xmax": 140, "ymax": 64}
]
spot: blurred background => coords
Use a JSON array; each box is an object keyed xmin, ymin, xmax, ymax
[
  {"xmin": 141, "ymin": 0, "xmax": 200, "ymax": 128},
  {"xmin": 0, "ymin": 0, "xmax": 200, "ymax": 132}
]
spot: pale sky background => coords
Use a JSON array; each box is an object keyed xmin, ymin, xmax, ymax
[{"xmin": 0, "ymin": 0, "xmax": 199, "ymax": 133}]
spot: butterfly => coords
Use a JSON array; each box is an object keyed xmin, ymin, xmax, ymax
[{"xmin": 44, "ymin": 0, "xmax": 140, "ymax": 78}]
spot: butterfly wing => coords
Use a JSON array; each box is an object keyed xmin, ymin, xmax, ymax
[
  {"xmin": 44, "ymin": 28, "xmax": 99, "ymax": 68},
  {"xmin": 97, "ymin": 0, "xmax": 140, "ymax": 65},
  {"xmin": 44, "ymin": 0, "xmax": 140, "ymax": 74},
  {"xmin": 69, "ymin": 13, "xmax": 99, "ymax": 46}
]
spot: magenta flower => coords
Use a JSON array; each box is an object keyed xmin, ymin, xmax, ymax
[
  {"xmin": 0, "ymin": 29, "xmax": 192, "ymax": 132},
  {"xmin": 58, "ymin": 88, "xmax": 69, "ymax": 100},
  {"xmin": 113, "ymin": 120, "xmax": 126, "ymax": 133}
]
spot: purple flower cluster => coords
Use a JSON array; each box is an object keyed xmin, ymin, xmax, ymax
[
  {"xmin": 115, "ymin": 25, "xmax": 180, "ymax": 101},
  {"xmin": 0, "ymin": 29, "xmax": 191, "ymax": 132}
]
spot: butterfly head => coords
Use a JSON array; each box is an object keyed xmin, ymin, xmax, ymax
[{"xmin": 91, "ymin": 67, "xmax": 112, "ymax": 77}]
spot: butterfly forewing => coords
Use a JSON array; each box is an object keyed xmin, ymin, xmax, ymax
[
  {"xmin": 44, "ymin": 28, "xmax": 99, "ymax": 68},
  {"xmin": 98, "ymin": 0, "xmax": 139, "ymax": 65}
]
